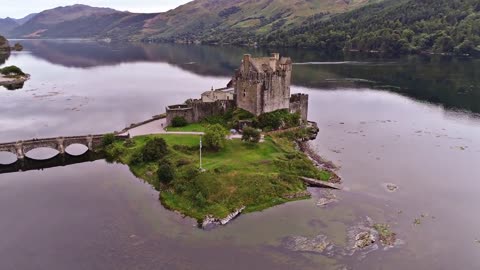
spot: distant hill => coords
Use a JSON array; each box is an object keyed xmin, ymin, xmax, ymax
[
  {"xmin": 2, "ymin": 0, "xmax": 480, "ymax": 56},
  {"xmin": 139, "ymin": 0, "xmax": 381, "ymax": 43},
  {"xmin": 4, "ymin": 1, "xmax": 378, "ymax": 41},
  {"xmin": 0, "ymin": 18, "xmax": 18, "ymax": 35},
  {"xmin": 262, "ymin": 0, "xmax": 480, "ymax": 55},
  {"xmin": 0, "ymin": 13, "xmax": 38, "ymax": 36}
]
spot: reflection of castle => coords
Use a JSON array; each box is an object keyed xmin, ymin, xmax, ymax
[{"xmin": 166, "ymin": 53, "xmax": 309, "ymax": 126}]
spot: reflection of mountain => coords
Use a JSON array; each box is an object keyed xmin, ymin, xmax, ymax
[{"xmin": 22, "ymin": 40, "xmax": 480, "ymax": 113}]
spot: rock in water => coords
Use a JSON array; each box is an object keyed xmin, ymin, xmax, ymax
[
  {"xmin": 283, "ymin": 234, "xmax": 332, "ymax": 253},
  {"xmin": 354, "ymin": 232, "xmax": 375, "ymax": 249}
]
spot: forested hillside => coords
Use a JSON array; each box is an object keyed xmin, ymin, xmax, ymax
[
  {"xmin": 262, "ymin": 0, "xmax": 480, "ymax": 55},
  {"xmin": 140, "ymin": 0, "xmax": 379, "ymax": 44}
]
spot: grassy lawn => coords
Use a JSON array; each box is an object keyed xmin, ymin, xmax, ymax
[
  {"xmin": 165, "ymin": 123, "xmax": 206, "ymax": 132},
  {"xmin": 104, "ymin": 133, "xmax": 332, "ymax": 221}
]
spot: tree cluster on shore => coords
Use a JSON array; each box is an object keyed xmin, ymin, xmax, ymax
[{"xmin": 261, "ymin": 0, "xmax": 480, "ymax": 55}]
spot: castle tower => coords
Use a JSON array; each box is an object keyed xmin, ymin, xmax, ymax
[{"xmin": 233, "ymin": 53, "xmax": 292, "ymax": 116}]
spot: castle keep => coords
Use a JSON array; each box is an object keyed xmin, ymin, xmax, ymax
[
  {"xmin": 233, "ymin": 53, "xmax": 292, "ymax": 115},
  {"xmin": 166, "ymin": 53, "xmax": 309, "ymax": 126}
]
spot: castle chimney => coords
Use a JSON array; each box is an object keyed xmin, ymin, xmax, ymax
[
  {"xmin": 243, "ymin": 54, "xmax": 251, "ymax": 72},
  {"xmin": 269, "ymin": 56, "xmax": 277, "ymax": 72}
]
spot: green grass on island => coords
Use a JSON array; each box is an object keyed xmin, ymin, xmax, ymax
[
  {"xmin": 104, "ymin": 131, "xmax": 331, "ymax": 222},
  {"xmin": 165, "ymin": 123, "xmax": 206, "ymax": 132}
]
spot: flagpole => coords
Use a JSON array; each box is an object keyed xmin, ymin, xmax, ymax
[{"xmin": 199, "ymin": 135, "xmax": 203, "ymax": 171}]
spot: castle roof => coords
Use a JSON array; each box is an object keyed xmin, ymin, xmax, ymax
[{"xmin": 243, "ymin": 54, "xmax": 292, "ymax": 74}]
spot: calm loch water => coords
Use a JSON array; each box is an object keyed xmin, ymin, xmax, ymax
[{"xmin": 1, "ymin": 40, "xmax": 479, "ymax": 269}]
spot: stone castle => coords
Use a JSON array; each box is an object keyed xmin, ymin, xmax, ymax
[{"xmin": 166, "ymin": 53, "xmax": 308, "ymax": 126}]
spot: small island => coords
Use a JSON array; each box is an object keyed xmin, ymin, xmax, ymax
[
  {"xmin": 0, "ymin": 35, "xmax": 29, "ymax": 90},
  {"xmin": 0, "ymin": 65, "xmax": 30, "ymax": 90},
  {"xmin": 102, "ymin": 53, "xmax": 339, "ymax": 227}
]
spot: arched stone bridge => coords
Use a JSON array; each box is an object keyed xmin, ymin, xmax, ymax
[{"xmin": 0, "ymin": 134, "xmax": 129, "ymax": 160}]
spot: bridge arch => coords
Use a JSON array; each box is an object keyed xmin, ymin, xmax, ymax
[
  {"xmin": 0, "ymin": 151, "xmax": 17, "ymax": 165},
  {"xmin": 65, "ymin": 143, "xmax": 89, "ymax": 156},
  {"xmin": 24, "ymin": 147, "xmax": 60, "ymax": 160}
]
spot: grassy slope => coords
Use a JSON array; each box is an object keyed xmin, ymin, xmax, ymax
[{"xmin": 106, "ymin": 133, "xmax": 331, "ymax": 220}]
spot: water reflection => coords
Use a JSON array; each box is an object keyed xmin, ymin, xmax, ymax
[
  {"xmin": 0, "ymin": 150, "xmax": 103, "ymax": 174},
  {"xmin": 9, "ymin": 39, "xmax": 480, "ymax": 113}
]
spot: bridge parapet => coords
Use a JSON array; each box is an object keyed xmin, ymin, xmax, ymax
[{"xmin": 0, "ymin": 134, "xmax": 128, "ymax": 160}]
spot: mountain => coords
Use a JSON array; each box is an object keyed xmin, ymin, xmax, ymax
[
  {"xmin": 140, "ymin": 0, "xmax": 381, "ymax": 43},
  {"xmin": 7, "ymin": 4, "xmax": 153, "ymax": 39},
  {"xmin": 0, "ymin": 13, "xmax": 38, "ymax": 36},
  {"xmin": 262, "ymin": 0, "xmax": 480, "ymax": 55},
  {"xmin": 0, "ymin": 18, "xmax": 18, "ymax": 35},
  {"xmin": 5, "ymin": 1, "xmax": 379, "ymax": 41},
  {"xmin": 14, "ymin": 13, "xmax": 38, "ymax": 25}
]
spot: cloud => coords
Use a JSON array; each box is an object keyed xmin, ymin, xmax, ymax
[{"xmin": 0, "ymin": 0, "xmax": 191, "ymax": 18}]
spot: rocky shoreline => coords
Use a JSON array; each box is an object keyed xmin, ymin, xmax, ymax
[
  {"xmin": 201, "ymin": 206, "xmax": 246, "ymax": 229},
  {"xmin": 298, "ymin": 141, "xmax": 342, "ymax": 184},
  {"xmin": 0, "ymin": 74, "xmax": 30, "ymax": 90}
]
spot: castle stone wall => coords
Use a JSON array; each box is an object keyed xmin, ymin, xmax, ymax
[
  {"xmin": 166, "ymin": 100, "xmax": 235, "ymax": 126},
  {"xmin": 262, "ymin": 71, "xmax": 291, "ymax": 113},
  {"xmin": 235, "ymin": 76, "xmax": 261, "ymax": 115},
  {"xmin": 290, "ymin": 93, "xmax": 309, "ymax": 122},
  {"xmin": 166, "ymin": 104, "xmax": 194, "ymax": 126},
  {"xmin": 191, "ymin": 100, "xmax": 236, "ymax": 122}
]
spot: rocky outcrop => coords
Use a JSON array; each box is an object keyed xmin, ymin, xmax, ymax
[
  {"xmin": 0, "ymin": 35, "xmax": 10, "ymax": 54},
  {"xmin": 201, "ymin": 206, "xmax": 245, "ymax": 229}
]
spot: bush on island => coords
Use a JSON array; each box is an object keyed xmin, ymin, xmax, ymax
[
  {"xmin": 257, "ymin": 109, "xmax": 301, "ymax": 131},
  {"xmin": 143, "ymin": 138, "xmax": 169, "ymax": 162},
  {"xmin": 241, "ymin": 127, "xmax": 261, "ymax": 143},
  {"xmin": 171, "ymin": 116, "xmax": 188, "ymax": 127},
  {"xmin": 157, "ymin": 160, "xmax": 175, "ymax": 184},
  {"xmin": 101, "ymin": 133, "xmax": 116, "ymax": 147},
  {"xmin": 0, "ymin": 65, "xmax": 25, "ymax": 76},
  {"xmin": 204, "ymin": 124, "xmax": 227, "ymax": 151}
]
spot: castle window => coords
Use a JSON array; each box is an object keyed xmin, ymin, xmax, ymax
[{"xmin": 243, "ymin": 89, "xmax": 246, "ymax": 97}]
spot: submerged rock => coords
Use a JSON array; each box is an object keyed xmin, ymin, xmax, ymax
[
  {"xmin": 316, "ymin": 190, "xmax": 339, "ymax": 207},
  {"xmin": 354, "ymin": 231, "xmax": 375, "ymax": 249},
  {"xmin": 283, "ymin": 234, "xmax": 332, "ymax": 253},
  {"xmin": 384, "ymin": 183, "xmax": 399, "ymax": 192},
  {"xmin": 373, "ymin": 223, "xmax": 397, "ymax": 246}
]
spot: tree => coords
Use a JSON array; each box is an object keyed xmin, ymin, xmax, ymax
[
  {"xmin": 157, "ymin": 161, "xmax": 175, "ymax": 184},
  {"xmin": 101, "ymin": 133, "xmax": 116, "ymax": 147},
  {"xmin": 171, "ymin": 116, "xmax": 188, "ymax": 127},
  {"xmin": 241, "ymin": 127, "xmax": 261, "ymax": 143},
  {"xmin": 143, "ymin": 138, "xmax": 168, "ymax": 162},
  {"xmin": 204, "ymin": 124, "xmax": 227, "ymax": 151}
]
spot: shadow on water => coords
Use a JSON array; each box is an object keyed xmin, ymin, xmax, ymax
[
  {"xmin": 15, "ymin": 39, "xmax": 480, "ymax": 114},
  {"xmin": 0, "ymin": 150, "xmax": 104, "ymax": 174}
]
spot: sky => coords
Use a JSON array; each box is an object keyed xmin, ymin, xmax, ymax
[{"xmin": 0, "ymin": 0, "xmax": 192, "ymax": 18}]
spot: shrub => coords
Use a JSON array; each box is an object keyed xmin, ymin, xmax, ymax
[
  {"xmin": 171, "ymin": 116, "xmax": 188, "ymax": 127},
  {"xmin": 0, "ymin": 65, "xmax": 25, "ymax": 76},
  {"xmin": 241, "ymin": 127, "xmax": 261, "ymax": 143},
  {"xmin": 203, "ymin": 124, "xmax": 227, "ymax": 151},
  {"xmin": 157, "ymin": 161, "xmax": 175, "ymax": 184},
  {"xmin": 176, "ymin": 158, "xmax": 191, "ymax": 167},
  {"xmin": 257, "ymin": 109, "xmax": 301, "ymax": 130},
  {"xmin": 123, "ymin": 138, "xmax": 135, "ymax": 147},
  {"xmin": 101, "ymin": 133, "xmax": 116, "ymax": 147},
  {"xmin": 142, "ymin": 138, "xmax": 168, "ymax": 162},
  {"xmin": 130, "ymin": 151, "xmax": 143, "ymax": 165}
]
